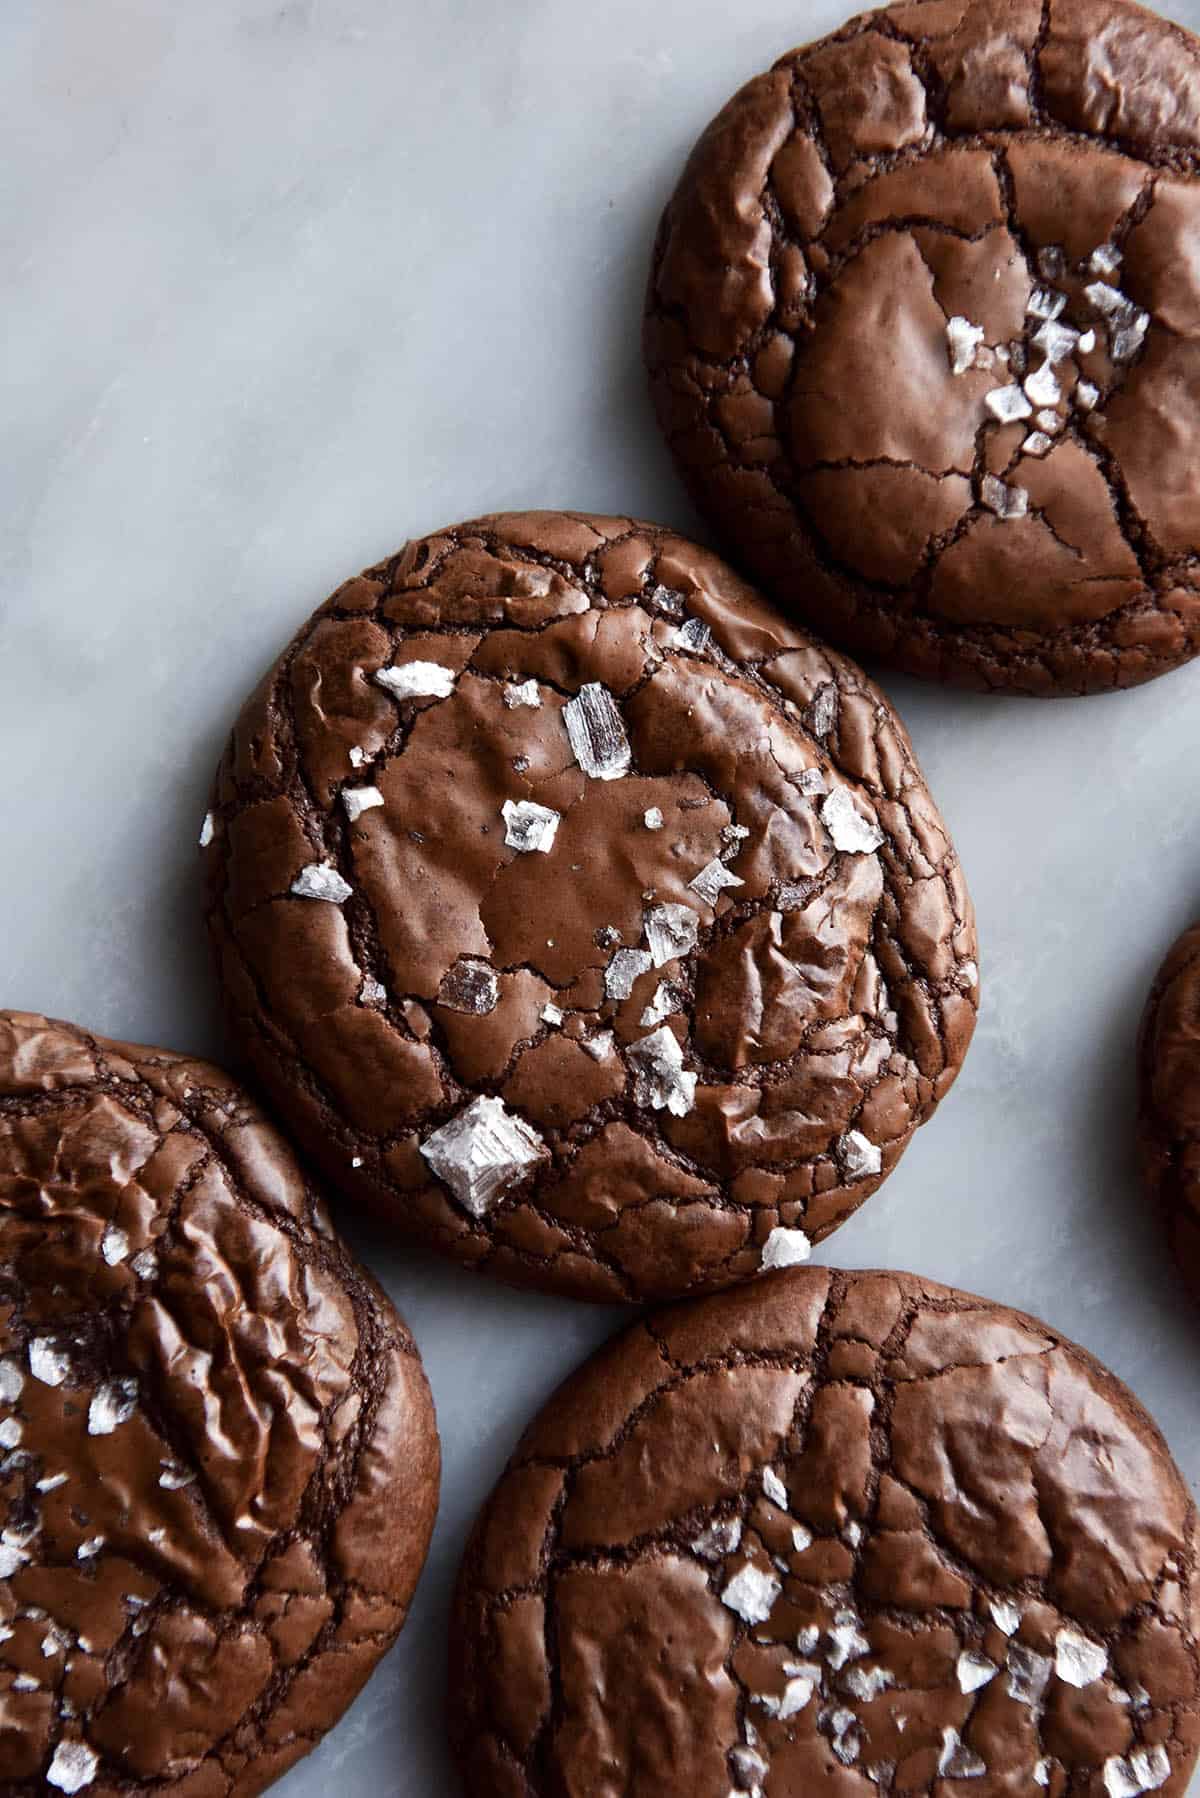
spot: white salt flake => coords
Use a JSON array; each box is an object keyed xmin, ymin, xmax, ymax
[
  {"xmin": 130, "ymin": 1249, "xmax": 158, "ymax": 1280},
  {"xmin": 1007, "ymin": 1643, "xmax": 1053, "ymax": 1707},
  {"xmin": 1038, "ymin": 245, "xmax": 1067, "ymax": 279},
  {"xmin": 501, "ymin": 798, "xmax": 560, "ymax": 854},
  {"xmin": 821, "ymin": 787, "xmax": 884, "ymax": 855},
  {"xmin": 761, "ymin": 1227, "xmax": 812, "ymax": 1272},
  {"xmin": 675, "ymin": 616, "xmax": 712, "ymax": 653},
  {"xmin": 640, "ymin": 981, "xmax": 683, "ymax": 1029},
  {"xmin": 41, "ymin": 1622, "xmax": 72, "ymax": 1657},
  {"xmin": 1027, "ymin": 287, "xmax": 1067, "ymax": 321},
  {"xmin": 373, "ymin": 660, "xmax": 456, "ymax": 700},
  {"xmin": 839, "ymin": 1129, "xmax": 881, "ymax": 1180},
  {"xmin": 722, "ymin": 1561, "xmax": 781, "ymax": 1625},
  {"xmin": 798, "ymin": 767, "xmax": 827, "ymax": 797},
  {"xmin": 540, "ymin": 1003, "xmax": 564, "ymax": 1027},
  {"xmin": 689, "ymin": 858, "xmax": 744, "ymax": 908},
  {"xmin": 0, "ymin": 1539, "xmax": 29, "ymax": 1577},
  {"xmin": 643, "ymin": 807, "xmax": 664, "ymax": 830},
  {"xmin": 0, "ymin": 1416, "xmax": 21, "ymax": 1449},
  {"xmin": 1103, "ymin": 1748, "xmax": 1171, "ymax": 1798},
  {"xmin": 100, "ymin": 1225, "xmax": 129, "ymax": 1266},
  {"xmin": 1033, "ymin": 319, "xmax": 1080, "ymax": 363},
  {"xmin": 1055, "ymin": 1626, "xmax": 1108, "ymax": 1688},
  {"xmin": 342, "ymin": 785, "xmax": 384, "ymax": 823},
  {"xmin": 1023, "ymin": 431, "xmax": 1053, "ymax": 457},
  {"xmin": 605, "ymin": 947, "xmax": 653, "ymax": 1001},
  {"xmin": 957, "ymin": 1649, "xmax": 999, "ymax": 1693},
  {"xmin": 76, "ymin": 1536, "xmax": 105, "ymax": 1561},
  {"xmin": 360, "ymin": 976, "xmax": 387, "ymax": 1005},
  {"xmin": 827, "ymin": 1614, "xmax": 871, "ymax": 1670},
  {"xmin": 1091, "ymin": 243, "xmax": 1123, "ymax": 276},
  {"xmin": 730, "ymin": 1744, "xmax": 768, "ymax": 1787},
  {"xmin": 291, "ymin": 862, "xmax": 353, "ymax": 904},
  {"xmin": 762, "ymin": 1467, "xmax": 789, "ymax": 1509},
  {"xmin": 792, "ymin": 1524, "xmax": 813, "ymax": 1553},
  {"xmin": 12, "ymin": 1674, "xmax": 38, "ymax": 1691},
  {"xmin": 198, "ymin": 812, "xmax": 215, "ymax": 848},
  {"xmin": 439, "ymin": 959, "xmax": 500, "ymax": 1015},
  {"xmin": 626, "ymin": 1026, "xmax": 696, "ymax": 1117},
  {"xmin": 30, "ymin": 1339, "xmax": 70, "ymax": 1387},
  {"xmin": 845, "ymin": 1521, "xmax": 863, "ymax": 1547},
  {"xmin": 1036, "ymin": 408, "xmax": 1062, "ymax": 432},
  {"xmin": 842, "ymin": 1664, "xmax": 895, "ymax": 1701},
  {"xmin": 1024, "ymin": 360, "xmax": 1062, "ymax": 408},
  {"xmin": 946, "ymin": 316, "xmax": 985, "ymax": 376},
  {"xmin": 37, "ymin": 1472, "xmax": 68, "ymax": 1493},
  {"xmin": 1034, "ymin": 1761, "xmax": 1051, "ymax": 1787},
  {"xmin": 810, "ymin": 686, "xmax": 838, "ymax": 738},
  {"xmin": 1111, "ymin": 312, "xmax": 1150, "ymax": 361},
  {"xmin": 644, "ymin": 903, "xmax": 700, "ymax": 967},
  {"xmin": 419, "ymin": 1096, "xmax": 546, "ymax": 1218},
  {"xmin": 1085, "ymin": 280, "xmax": 1130, "ymax": 316},
  {"xmin": 503, "ymin": 679, "xmax": 541, "ymax": 708},
  {"xmin": 981, "ymin": 475, "xmax": 1030, "ymax": 520},
  {"xmin": 985, "ymin": 384, "xmax": 1033, "ymax": 424},
  {"xmin": 692, "ymin": 1517, "xmax": 743, "ymax": 1561},
  {"xmin": 990, "ymin": 1598, "xmax": 1022, "ymax": 1635},
  {"xmin": 159, "ymin": 1463, "xmax": 196, "ymax": 1491},
  {"xmin": 1076, "ymin": 380, "xmax": 1100, "ymax": 411},
  {"xmin": 0, "ymin": 1357, "xmax": 24, "ymax": 1403},
  {"xmin": 939, "ymin": 1727, "xmax": 986, "ymax": 1779},
  {"xmin": 564, "ymin": 683, "xmax": 631, "ymax": 781},
  {"xmin": 348, "ymin": 745, "xmax": 367, "ymax": 769},
  {"xmin": 87, "ymin": 1377, "xmax": 138, "ymax": 1437},
  {"xmin": 47, "ymin": 1741, "xmax": 100, "ymax": 1794},
  {"xmin": 777, "ymin": 1675, "xmax": 816, "ymax": 1718},
  {"xmin": 582, "ymin": 1030, "xmax": 615, "ymax": 1062}
]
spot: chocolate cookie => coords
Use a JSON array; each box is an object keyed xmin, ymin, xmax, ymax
[
  {"xmin": 451, "ymin": 1266, "xmax": 1200, "ymax": 1797},
  {"xmin": 204, "ymin": 511, "xmax": 977, "ymax": 1304},
  {"xmin": 1138, "ymin": 921, "xmax": 1200, "ymax": 1298},
  {"xmin": 0, "ymin": 1011, "xmax": 439, "ymax": 1795},
  {"xmin": 644, "ymin": 0, "xmax": 1200, "ymax": 695}
]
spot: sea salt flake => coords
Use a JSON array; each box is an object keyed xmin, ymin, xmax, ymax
[
  {"xmin": 761, "ymin": 1227, "xmax": 812, "ymax": 1272},
  {"xmin": 643, "ymin": 807, "xmax": 664, "ymax": 830},
  {"xmin": 792, "ymin": 1523, "xmax": 813, "ymax": 1553},
  {"xmin": 1034, "ymin": 1761, "xmax": 1051, "ymax": 1787},
  {"xmin": 1023, "ymin": 431, "xmax": 1053, "ymax": 457},
  {"xmin": 689, "ymin": 858, "xmax": 744, "ymax": 907},
  {"xmin": 360, "ymin": 977, "xmax": 387, "ymax": 1005},
  {"xmin": 0, "ymin": 1357, "xmax": 23, "ymax": 1403},
  {"xmin": 1055, "ymin": 1626, "xmax": 1107, "ymax": 1687},
  {"xmin": 958, "ymin": 1649, "xmax": 999, "ymax": 1693},
  {"xmin": 1035, "ymin": 409, "xmax": 1062, "ymax": 433},
  {"xmin": 1103, "ymin": 1748, "xmax": 1170, "ymax": 1798},
  {"xmin": 0, "ymin": 1539, "xmax": 28, "ymax": 1577},
  {"xmin": 1077, "ymin": 328, "xmax": 1097, "ymax": 353},
  {"xmin": 1111, "ymin": 312, "xmax": 1150, "ymax": 361},
  {"xmin": 419, "ymin": 1096, "xmax": 546, "ymax": 1218},
  {"xmin": 730, "ymin": 1744, "xmax": 768, "ymax": 1787},
  {"xmin": 504, "ymin": 679, "xmax": 541, "ymax": 708},
  {"xmin": 1085, "ymin": 280, "xmax": 1127, "ymax": 316},
  {"xmin": 1007, "ymin": 1643, "xmax": 1053, "ymax": 1707},
  {"xmin": 649, "ymin": 583, "xmax": 685, "ymax": 617},
  {"xmin": 76, "ymin": 1536, "xmax": 105, "ymax": 1561},
  {"xmin": 438, "ymin": 959, "xmax": 500, "ymax": 1015},
  {"xmin": 100, "ymin": 1225, "xmax": 129, "ymax": 1266},
  {"xmin": 1038, "ymin": 245, "xmax": 1066, "ymax": 279},
  {"xmin": 946, "ymin": 316, "xmax": 985, "ymax": 376},
  {"xmin": 990, "ymin": 1598, "xmax": 1022, "ymax": 1635},
  {"xmin": 985, "ymin": 384, "xmax": 1033, "ymax": 423},
  {"xmin": 582, "ymin": 1031, "xmax": 615, "ymax": 1062},
  {"xmin": 827, "ymin": 1615, "xmax": 870, "ymax": 1671},
  {"xmin": 626, "ymin": 1026, "xmax": 696, "ymax": 1117},
  {"xmin": 692, "ymin": 1517, "xmax": 743, "ymax": 1561},
  {"xmin": 605, "ymin": 947, "xmax": 653, "ymax": 1001},
  {"xmin": 37, "ymin": 1472, "xmax": 69, "ymax": 1493},
  {"xmin": 88, "ymin": 1377, "xmax": 138, "ymax": 1437},
  {"xmin": 821, "ymin": 787, "xmax": 884, "ymax": 855},
  {"xmin": 939, "ymin": 1727, "xmax": 986, "ymax": 1779},
  {"xmin": 159, "ymin": 1463, "xmax": 196, "ymax": 1491},
  {"xmin": 641, "ymin": 981, "xmax": 683, "ymax": 1028},
  {"xmin": 675, "ymin": 616, "xmax": 712, "ymax": 653},
  {"xmin": 845, "ymin": 1521, "xmax": 863, "ymax": 1547},
  {"xmin": 810, "ymin": 686, "xmax": 838, "ymax": 738},
  {"xmin": 1027, "ymin": 286, "xmax": 1067, "ymax": 321},
  {"xmin": 1076, "ymin": 380, "xmax": 1100, "ymax": 411},
  {"xmin": 501, "ymin": 798, "xmax": 560, "ymax": 854},
  {"xmin": 798, "ymin": 767, "xmax": 827, "ymax": 797},
  {"xmin": 348, "ymin": 745, "xmax": 367, "ymax": 768},
  {"xmin": 130, "ymin": 1249, "xmax": 158, "ymax": 1280},
  {"xmin": 42, "ymin": 1623, "xmax": 72, "ymax": 1657},
  {"xmin": 1033, "ymin": 319, "xmax": 1080, "ymax": 363},
  {"xmin": 1024, "ymin": 360, "xmax": 1062, "ymax": 408},
  {"xmin": 840, "ymin": 1129, "xmax": 882, "ymax": 1180},
  {"xmin": 1091, "ymin": 243, "xmax": 1123, "ymax": 275},
  {"xmin": 777, "ymin": 1675, "xmax": 816, "ymax": 1718},
  {"xmin": 981, "ymin": 475, "xmax": 1029, "ymax": 520},
  {"xmin": 721, "ymin": 1561, "xmax": 782, "ymax": 1625},
  {"xmin": 842, "ymin": 1664, "xmax": 894, "ymax": 1701},
  {"xmin": 540, "ymin": 1003, "xmax": 564, "ymax": 1027},
  {"xmin": 373, "ymin": 660, "xmax": 456, "ymax": 700},
  {"xmin": 564, "ymin": 683, "xmax": 631, "ymax": 781},
  {"xmin": 342, "ymin": 785, "xmax": 384, "ymax": 823},
  {"xmin": 47, "ymin": 1741, "xmax": 100, "ymax": 1794},
  {"xmin": 198, "ymin": 812, "xmax": 215, "ymax": 848},
  {"xmin": 762, "ymin": 1467, "xmax": 789, "ymax": 1509},
  {"xmin": 30, "ymin": 1339, "xmax": 71, "ymax": 1387},
  {"xmin": 644, "ymin": 903, "xmax": 700, "ymax": 967},
  {"xmin": 12, "ymin": 1674, "xmax": 38, "ymax": 1691},
  {"xmin": 291, "ymin": 862, "xmax": 353, "ymax": 904}
]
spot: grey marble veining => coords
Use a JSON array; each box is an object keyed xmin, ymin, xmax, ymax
[{"xmin": 3, "ymin": 1, "xmax": 1200, "ymax": 1792}]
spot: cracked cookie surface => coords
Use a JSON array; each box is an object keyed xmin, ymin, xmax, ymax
[
  {"xmin": 0, "ymin": 1011, "xmax": 440, "ymax": 1796},
  {"xmin": 644, "ymin": 0, "xmax": 1200, "ymax": 695},
  {"xmin": 204, "ymin": 512, "xmax": 977, "ymax": 1304},
  {"xmin": 1138, "ymin": 920, "xmax": 1200, "ymax": 1298},
  {"xmin": 451, "ymin": 1266, "xmax": 1200, "ymax": 1797}
]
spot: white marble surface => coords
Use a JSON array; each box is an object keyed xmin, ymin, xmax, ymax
[{"xmin": 4, "ymin": 1, "xmax": 1200, "ymax": 1791}]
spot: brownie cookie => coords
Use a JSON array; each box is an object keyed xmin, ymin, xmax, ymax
[
  {"xmin": 645, "ymin": 0, "xmax": 1200, "ymax": 695},
  {"xmin": 0, "ymin": 1011, "xmax": 440, "ymax": 1796},
  {"xmin": 204, "ymin": 511, "xmax": 977, "ymax": 1304},
  {"xmin": 1139, "ymin": 921, "xmax": 1200, "ymax": 1298},
  {"xmin": 451, "ymin": 1266, "xmax": 1200, "ymax": 1798}
]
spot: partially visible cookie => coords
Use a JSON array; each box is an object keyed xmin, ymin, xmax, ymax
[
  {"xmin": 0, "ymin": 1010, "xmax": 440, "ymax": 1796},
  {"xmin": 451, "ymin": 1266, "xmax": 1200, "ymax": 1797},
  {"xmin": 1139, "ymin": 921, "xmax": 1200, "ymax": 1296},
  {"xmin": 645, "ymin": 0, "xmax": 1200, "ymax": 695},
  {"xmin": 204, "ymin": 511, "xmax": 977, "ymax": 1304}
]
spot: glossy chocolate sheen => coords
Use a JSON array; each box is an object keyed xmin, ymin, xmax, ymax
[
  {"xmin": 0, "ymin": 1011, "xmax": 440, "ymax": 1797},
  {"xmin": 645, "ymin": 0, "xmax": 1200, "ymax": 695},
  {"xmin": 1139, "ymin": 921, "xmax": 1200, "ymax": 1298},
  {"xmin": 451, "ymin": 1266, "xmax": 1200, "ymax": 1797},
  {"xmin": 204, "ymin": 512, "xmax": 977, "ymax": 1303}
]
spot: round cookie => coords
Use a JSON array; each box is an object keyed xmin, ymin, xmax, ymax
[
  {"xmin": 1138, "ymin": 920, "xmax": 1200, "ymax": 1296},
  {"xmin": 204, "ymin": 511, "xmax": 977, "ymax": 1304},
  {"xmin": 644, "ymin": 0, "xmax": 1200, "ymax": 696},
  {"xmin": 0, "ymin": 1010, "xmax": 440, "ymax": 1796},
  {"xmin": 451, "ymin": 1265, "xmax": 1200, "ymax": 1798}
]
